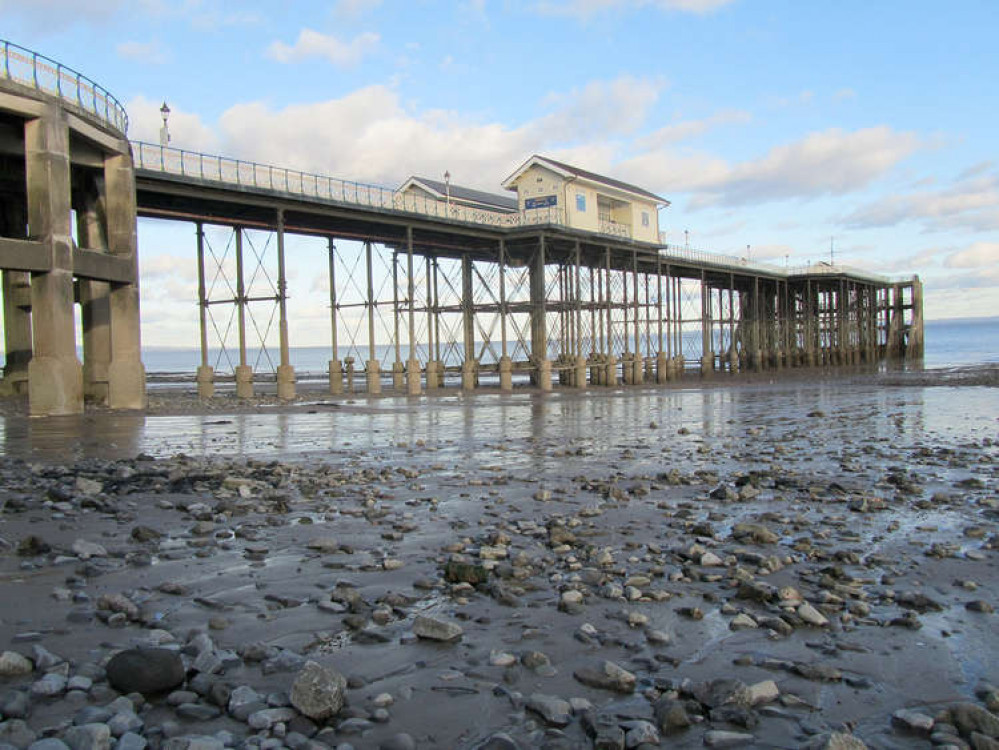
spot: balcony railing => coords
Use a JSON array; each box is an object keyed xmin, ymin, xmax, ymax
[{"xmin": 1, "ymin": 38, "xmax": 128, "ymax": 134}]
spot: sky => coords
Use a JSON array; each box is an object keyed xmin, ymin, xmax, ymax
[{"xmin": 4, "ymin": 0, "xmax": 998, "ymax": 351}]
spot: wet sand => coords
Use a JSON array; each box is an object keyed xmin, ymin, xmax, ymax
[{"xmin": 0, "ymin": 367, "xmax": 996, "ymax": 749}]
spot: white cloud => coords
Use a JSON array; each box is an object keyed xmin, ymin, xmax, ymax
[
  {"xmin": 126, "ymin": 95, "xmax": 220, "ymax": 151},
  {"xmin": 944, "ymin": 241, "xmax": 999, "ymax": 270},
  {"xmin": 637, "ymin": 109, "xmax": 751, "ymax": 150},
  {"xmin": 266, "ymin": 29, "xmax": 380, "ymax": 67},
  {"xmin": 541, "ymin": 76, "xmax": 666, "ymax": 140},
  {"xmin": 536, "ymin": 0, "xmax": 736, "ymax": 19},
  {"xmin": 332, "ymin": 0, "xmax": 382, "ymax": 19},
  {"xmin": 843, "ymin": 172, "xmax": 999, "ymax": 232},
  {"xmin": 116, "ymin": 40, "xmax": 170, "ymax": 65}
]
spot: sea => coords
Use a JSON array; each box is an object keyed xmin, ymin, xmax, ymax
[{"xmin": 136, "ymin": 317, "xmax": 998, "ymax": 381}]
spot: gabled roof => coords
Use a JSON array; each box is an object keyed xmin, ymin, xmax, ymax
[
  {"xmin": 501, "ymin": 154, "xmax": 670, "ymax": 206},
  {"xmin": 398, "ymin": 176, "xmax": 518, "ymax": 212}
]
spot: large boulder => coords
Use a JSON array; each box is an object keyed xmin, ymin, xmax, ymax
[
  {"xmin": 105, "ymin": 648, "xmax": 185, "ymax": 695},
  {"xmin": 289, "ymin": 661, "xmax": 347, "ymax": 722}
]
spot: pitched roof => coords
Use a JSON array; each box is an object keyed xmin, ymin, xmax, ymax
[
  {"xmin": 399, "ymin": 176, "xmax": 518, "ymax": 212},
  {"xmin": 502, "ymin": 155, "xmax": 670, "ymax": 205}
]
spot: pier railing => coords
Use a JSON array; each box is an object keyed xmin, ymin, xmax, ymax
[
  {"xmin": 132, "ymin": 141, "xmax": 907, "ymax": 284},
  {"xmin": 1, "ymin": 39, "xmax": 128, "ymax": 134}
]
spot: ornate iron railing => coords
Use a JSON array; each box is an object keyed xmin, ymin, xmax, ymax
[{"xmin": 1, "ymin": 39, "xmax": 128, "ymax": 134}]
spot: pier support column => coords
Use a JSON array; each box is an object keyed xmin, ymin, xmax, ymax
[
  {"xmin": 196, "ymin": 224, "xmax": 215, "ymax": 398},
  {"xmin": 366, "ymin": 361, "xmax": 381, "ymax": 395},
  {"xmin": 537, "ymin": 358, "xmax": 552, "ymax": 392},
  {"xmin": 392, "ymin": 361, "xmax": 405, "ymax": 390},
  {"xmin": 234, "ymin": 227, "xmax": 254, "ymax": 398},
  {"xmin": 275, "ymin": 210, "xmax": 295, "ymax": 401},
  {"xmin": 197, "ymin": 366, "xmax": 215, "ymax": 399},
  {"xmin": 656, "ymin": 352, "xmax": 669, "ymax": 384},
  {"xmin": 344, "ymin": 357, "xmax": 355, "ymax": 392},
  {"xmin": 529, "ymin": 236, "xmax": 548, "ymax": 386},
  {"xmin": 462, "ymin": 359, "xmax": 477, "ymax": 391},
  {"xmin": 605, "ymin": 354, "xmax": 617, "ymax": 386},
  {"xmin": 25, "ymin": 106, "xmax": 82, "ymax": 415},
  {"xmin": 499, "ymin": 356, "xmax": 512, "ymax": 391},
  {"xmin": 328, "ymin": 360, "xmax": 343, "ymax": 394},
  {"xmin": 405, "ymin": 227, "xmax": 421, "ymax": 396},
  {"xmin": 76, "ymin": 184, "xmax": 110, "ymax": 404},
  {"xmin": 2, "ymin": 271, "xmax": 32, "ymax": 395},
  {"xmin": 574, "ymin": 354, "xmax": 587, "ymax": 388}
]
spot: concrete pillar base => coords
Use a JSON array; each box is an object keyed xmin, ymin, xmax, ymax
[
  {"xmin": 392, "ymin": 361, "xmax": 405, "ymax": 390},
  {"xmin": 537, "ymin": 359, "xmax": 552, "ymax": 391},
  {"xmin": 344, "ymin": 358, "xmax": 356, "ymax": 392},
  {"xmin": 83, "ymin": 361, "xmax": 109, "ymax": 405},
  {"xmin": 604, "ymin": 355, "xmax": 617, "ymax": 386},
  {"xmin": 424, "ymin": 361, "xmax": 437, "ymax": 390},
  {"xmin": 620, "ymin": 354, "xmax": 633, "ymax": 385},
  {"xmin": 108, "ymin": 359, "xmax": 147, "ymax": 410},
  {"xmin": 277, "ymin": 364, "xmax": 296, "ymax": 401},
  {"xmin": 366, "ymin": 360, "xmax": 381, "ymax": 395},
  {"xmin": 499, "ymin": 356, "xmax": 513, "ymax": 391},
  {"xmin": 328, "ymin": 360, "xmax": 343, "ymax": 394},
  {"xmin": 700, "ymin": 354, "xmax": 713, "ymax": 376},
  {"xmin": 728, "ymin": 351, "xmax": 739, "ymax": 373},
  {"xmin": 235, "ymin": 365, "xmax": 254, "ymax": 399},
  {"xmin": 805, "ymin": 352, "xmax": 816, "ymax": 368},
  {"xmin": 406, "ymin": 358, "xmax": 421, "ymax": 395},
  {"xmin": 590, "ymin": 356, "xmax": 602, "ymax": 386},
  {"xmin": 197, "ymin": 365, "xmax": 215, "ymax": 399},
  {"xmin": 28, "ymin": 355, "xmax": 83, "ymax": 416},
  {"xmin": 656, "ymin": 353, "xmax": 669, "ymax": 384},
  {"xmin": 461, "ymin": 360, "xmax": 477, "ymax": 391},
  {"xmin": 574, "ymin": 355, "xmax": 587, "ymax": 388}
]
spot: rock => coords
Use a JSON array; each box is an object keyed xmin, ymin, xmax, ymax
[
  {"xmin": 653, "ymin": 698, "xmax": 691, "ymax": 734},
  {"xmin": 96, "ymin": 594, "xmax": 138, "ymax": 621},
  {"xmin": 800, "ymin": 732, "xmax": 868, "ymax": 749},
  {"xmin": 75, "ymin": 477, "xmax": 103, "ymax": 495},
  {"xmin": 105, "ymin": 648, "xmax": 185, "ymax": 695},
  {"xmin": 691, "ymin": 679, "xmax": 751, "ymax": 709},
  {"xmin": 114, "ymin": 733, "xmax": 146, "ymax": 750},
  {"xmin": 559, "ymin": 590, "xmax": 584, "ymax": 613},
  {"xmin": 28, "ymin": 740, "xmax": 71, "ymax": 750},
  {"xmin": 892, "ymin": 708, "xmax": 934, "ymax": 734},
  {"xmin": 16, "ymin": 536, "xmax": 51, "ymax": 557},
  {"xmin": 967, "ymin": 600, "xmax": 994, "ymax": 614},
  {"xmin": 793, "ymin": 663, "xmax": 842, "ymax": 682},
  {"xmin": 71, "ymin": 539, "xmax": 107, "ymax": 560},
  {"xmin": 797, "ymin": 603, "xmax": 830, "ymax": 627},
  {"xmin": 731, "ymin": 523, "xmax": 779, "ymax": 544},
  {"xmin": 0, "ymin": 719, "xmax": 37, "ymax": 749},
  {"xmin": 0, "ymin": 652, "xmax": 33, "ymax": 677},
  {"xmin": 700, "ymin": 552, "xmax": 724, "ymax": 567},
  {"xmin": 526, "ymin": 694, "xmax": 572, "ymax": 727},
  {"xmin": 703, "ymin": 730, "xmax": 755, "ymax": 747},
  {"xmin": 471, "ymin": 733, "xmax": 522, "ymax": 750},
  {"xmin": 729, "ymin": 613, "xmax": 757, "ymax": 631},
  {"xmin": 247, "ymin": 707, "xmax": 297, "ymax": 731},
  {"xmin": 623, "ymin": 720, "xmax": 659, "ymax": 747},
  {"xmin": 30, "ymin": 673, "xmax": 67, "ymax": 697},
  {"xmin": 746, "ymin": 680, "xmax": 779, "ymax": 706},
  {"xmin": 573, "ymin": 660, "xmax": 636, "ymax": 693},
  {"xmin": 412, "ymin": 615, "xmax": 463, "ymax": 642},
  {"xmin": 64, "ymin": 724, "xmax": 110, "ymax": 750},
  {"xmin": 443, "ymin": 561, "xmax": 489, "ymax": 584},
  {"xmin": 130, "ymin": 526, "xmax": 162, "ymax": 543},
  {"xmin": 289, "ymin": 661, "xmax": 347, "ymax": 722},
  {"xmin": 947, "ymin": 703, "xmax": 999, "ymax": 739}
]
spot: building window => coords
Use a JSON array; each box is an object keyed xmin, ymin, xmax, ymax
[
  {"xmin": 642, "ymin": 211, "xmax": 650, "ymax": 227},
  {"xmin": 576, "ymin": 193, "xmax": 586, "ymax": 212}
]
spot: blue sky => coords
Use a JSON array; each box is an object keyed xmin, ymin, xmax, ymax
[{"xmin": 4, "ymin": 0, "xmax": 998, "ymax": 348}]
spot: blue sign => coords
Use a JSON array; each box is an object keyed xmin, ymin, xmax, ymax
[{"xmin": 525, "ymin": 195, "xmax": 557, "ymax": 209}]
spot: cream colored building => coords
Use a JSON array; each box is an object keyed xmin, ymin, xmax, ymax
[{"xmin": 501, "ymin": 155, "xmax": 668, "ymax": 243}]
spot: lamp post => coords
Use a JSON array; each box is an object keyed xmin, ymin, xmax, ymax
[
  {"xmin": 444, "ymin": 170, "xmax": 451, "ymax": 215},
  {"xmin": 159, "ymin": 101, "xmax": 171, "ymax": 147}
]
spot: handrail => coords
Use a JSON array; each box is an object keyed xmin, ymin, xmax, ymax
[
  {"xmin": 0, "ymin": 38, "xmax": 128, "ymax": 134},
  {"xmin": 132, "ymin": 141, "xmax": 911, "ymax": 286}
]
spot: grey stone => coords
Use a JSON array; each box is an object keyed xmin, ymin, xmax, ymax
[
  {"xmin": 106, "ymin": 713, "xmax": 143, "ymax": 737},
  {"xmin": 114, "ymin": 732, "xmax": 147, "ymax": 750},
  {"xmin": 290, "ymin": 662, "xmax": 347, "ymax": 722},
  {"xmin": 653, "ymin": 698, "xmax": 691, "ymax": 734},
  {"xmin": 526, "ymin": 694, "xmax": 572, "ymax": 727},
  {"xmin": 0, "ymin": 722, "xmax": 36, "ymax": 750},
  {"xmin": 471, "ymin": 734, "xmax": 521, "ymax": 750},
  {"xmin": 30, "ymin": 673, "xmax": 67, "ymax": 697},
  {"xmin": 174, "ymin": 704, "xmax": 221, "ymax": 721},
  {"xmin": 623, "ymin": 720, "xmax": 659, "ymax": 748},
  {"xmin": 948, "ymin": 704, "xmax": 999, "ymax": 739},
  {"xmin": 105, "ymin": 649, "xmax": 185, "ymax": 696},
  {"xmin": 64, "ymin": 724, "xmax": 111, "ymax": 750},
  {"xmin": 702, "ymin": 730, "xmax": 755, "ymax": 747},
  {"xmin": 27, "ymin": 740, "xmax": 70, "ymax": 750},
  {"xmin": 0, "ymin": 653, "xmax": 34, "ymax": 677},
  {"xmin": 0, "ymin": 691, "xmax": 30, "ymax": 719},
  {"xmin": 892, "ymin": 708, "xmax": 934, "ymax": 734},
  {"xmin": 411, "ymin": 615, "xmax": 463, "ymax": 643},
  {"xmin": 691, "ymin": 679, "xmax": 751, "ymax": 709},
  {"xmin": 247, "ymin": 708, "xmax": 297, "ymax": 731},
  {"xmin": 800, "ymin": 732, "xmax": 869, "ymax": 749},
  {"xmin": 573, "ymin": 661, "xmax": 636, "ymax": 693}
]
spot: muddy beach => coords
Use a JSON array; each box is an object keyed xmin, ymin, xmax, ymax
[{"xmin": 0, "ymin": 369, "xmax": 996, "ymax": 750}]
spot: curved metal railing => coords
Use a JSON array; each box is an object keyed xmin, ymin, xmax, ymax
[{"xmin": 1, "ymin": 39, "xmax": 128, "ymax": 134}]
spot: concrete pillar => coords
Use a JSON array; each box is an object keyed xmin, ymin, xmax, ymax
[
  {"xmin": 656, "ymin": 352, "xmax": 669, "ymax": 384},
  {"xmin": 328, "ymin": 360, "xmax": 343, "ymax": 394},
  {"xmin": 104, "ymin": 152, "xmax": 145, "ymax": 410},
  {"xmin": 727, "ymin": 349, "xmax": 739, "ymax": 373},
  {"xmin": 234, "ymin": 228, "xmax": 253, "ymax": 398},
  {"xmin": 461, "ymin": 359, "xmax": 477, "ymax": 391},
  {"xmin": 76, "ymin": 184, "xmax": 110, "ymax": 404},
  {"xmin": 25, "ymin": 105, "xmax": 83, "ymax": 416},
  {"xmin": 275, "ymin": 210, "xmax": 295, "ymax": 401},
  {"xmin": 499, "ymin": 356, "xmax": 513, "ymax": 391},
  {"xmin": 407, "ymin": 358, "xmax": 421, "ymax": 395},
  {"xmin": 2, "ymin": 271, "xmax": 32, "ymax": 395},
  {"xmin": 366, "ymin": 360, "xmax": 381, "ymax": 395},
  {"xmin": 425, "ymin": 360, "xmax": 438, "ymax": 390},
  {"xmin": 235, "ymin": 365, "xmax": 254, "ymax": 398},
  {"xmin": 574, "ymin": 354, "xmax": 587, "ymax": 388},
  {"xmin": 392, "ymin": 360, "xmax": 405, "ymax": 390},
  {"xmin": 197, "ymin": 365, "xmax": 215, "ymax": 398},
  {"xmin": 591, "ymin": 354, "xmax": 603, "ymax": 386},
  {"xmin": 345, "ymin": 357, "xmax": 355, "ymax": 392},
  {"xmin": 605, "ymin": 354, "xmax": 617, "ymax": 386},
  {"xmin": 537, "ymin": 358, "xmax": 552, "ymax": 392},
  {"xmin": 529, "ymin": 237, "xmax": 547, "ymax": 386}
]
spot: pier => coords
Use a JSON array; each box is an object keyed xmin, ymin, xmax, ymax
[{"xmin": 0, "ymin": 40, "xmax": 923, "ymax": 415}]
